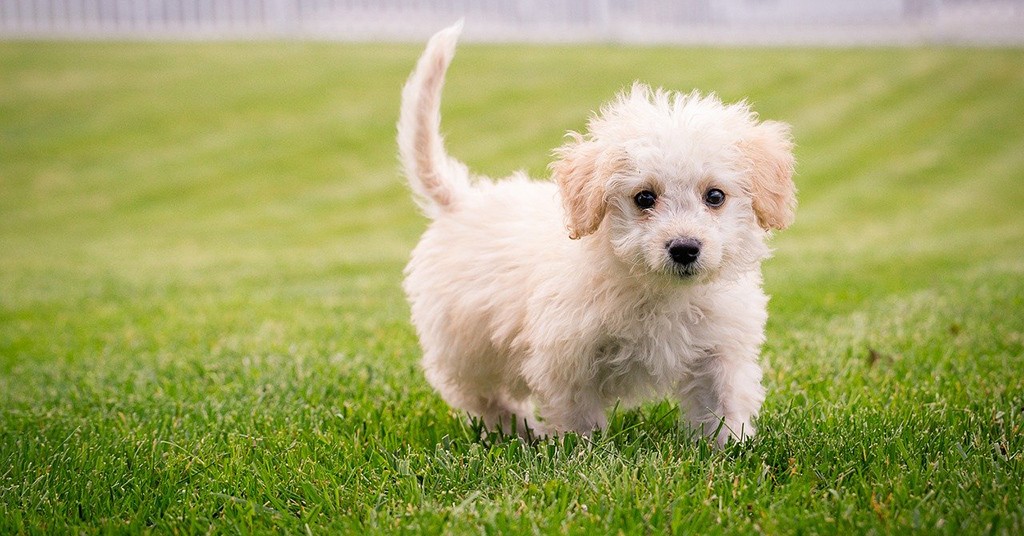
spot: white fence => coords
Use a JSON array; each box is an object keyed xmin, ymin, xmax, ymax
[{"xmin": 1, "ymin": 0, "xmax": 1022, "ymax": 44}]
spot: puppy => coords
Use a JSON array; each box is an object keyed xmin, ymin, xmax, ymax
[{"xmin": 398, "ymin": 22, "xmax": 795, "ymax": 447}]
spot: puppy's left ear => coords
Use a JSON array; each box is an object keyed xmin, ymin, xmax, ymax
[{"xmin": 742, "ymin": 120, "xmax": 797, "ymax": 231}]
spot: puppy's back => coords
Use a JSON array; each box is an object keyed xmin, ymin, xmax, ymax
[{"xmin": 405, "ymin": 176, "xmax": 573, "ymax": 348}]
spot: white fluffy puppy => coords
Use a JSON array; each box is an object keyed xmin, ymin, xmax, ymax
[{"xmin": 398, "ymin": 23, "xmax": 796, "ymax": 447}]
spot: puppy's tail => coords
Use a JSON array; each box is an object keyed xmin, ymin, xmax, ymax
[{"xmin": 398, "ymin": 20, "xmax": 470, "ymax": 218}]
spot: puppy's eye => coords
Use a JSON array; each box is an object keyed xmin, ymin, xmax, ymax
[
  {"xmin": 704, "ymin": 188, "xmax": 726, "ymax": 208},
  {"xmin": 634, "ymin": 190, "xmax": 657, "ymax": 209}
]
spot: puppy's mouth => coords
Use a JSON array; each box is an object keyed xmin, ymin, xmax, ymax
[
  {"xmin": 670, "ymin": 264, "xmax": 699, "ymax": 277},
  {"xmin": 665, "ymin": 262, "xmax": 705, "ymax": 280}
]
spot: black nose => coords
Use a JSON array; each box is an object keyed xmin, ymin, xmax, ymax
[{"xmin": 667, "ymin": 238, "xmax": 701, "ymax": 265}]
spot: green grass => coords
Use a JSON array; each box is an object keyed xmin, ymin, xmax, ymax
[{"xmin": 1, "ymin": 40, "xmax": 1023, "ymax": 534}]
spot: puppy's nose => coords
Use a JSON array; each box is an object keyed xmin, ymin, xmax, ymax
[{"xmin": 667, "ymin": 238, "xmax": 701, "ymax": 265}]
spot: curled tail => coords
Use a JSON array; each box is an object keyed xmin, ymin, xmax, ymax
[{"xmin": 398, "ymin": 21, "xmax": 470, "ymax": 218}]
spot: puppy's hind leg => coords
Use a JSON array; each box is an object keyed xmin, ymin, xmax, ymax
[
  {"xmin": 425, "ymin": 367, "xmax": 532, "ymax": 438},
  {"xmin": 475, "ymin": 395, "xmax": 538, "ymax": 440},
  {"xmin": 532, "ymin": 387, "xmax": 608, "ymax": 438},
  {"xmin": 465, "ymin": 395, "xmax": 544, "ymax": 440}
]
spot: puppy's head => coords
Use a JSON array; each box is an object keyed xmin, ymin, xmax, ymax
[{"xmin": 551, "ymin": 84, "xmax": 796, "ymax": 282}]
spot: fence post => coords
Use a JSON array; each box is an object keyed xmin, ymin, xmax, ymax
[
  {"xmin": 267, "ymin": 0, "xmax": 297, "ymax": 36},
  {"xmin": 595, "ymin": 0, "xmax": 610, "ymax": 39}
]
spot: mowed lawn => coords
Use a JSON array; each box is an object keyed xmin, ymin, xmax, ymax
[{"xmin": 1, "ymin": 40, "xmax": 1022, "ymax": 534}]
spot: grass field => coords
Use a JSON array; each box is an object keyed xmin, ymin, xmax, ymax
[{"xmin": 1, "ymin": 40, "xmax": 1023, "ymax": 534}]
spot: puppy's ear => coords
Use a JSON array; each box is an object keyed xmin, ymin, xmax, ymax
[
  {"xmin": 551, "ymin": 134, "xmax": 619, "ymax": 239},
  {"xmin": 742, "ymin": 120, "xmax": 797, "ymax": 231}
]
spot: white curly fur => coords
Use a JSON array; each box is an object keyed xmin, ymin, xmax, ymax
[{"xmin": 398, "ymin": 22, "xmax": 796, "ymax": 448}]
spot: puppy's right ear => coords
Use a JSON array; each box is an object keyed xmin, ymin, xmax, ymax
[
  {"xmin": 742, "ymin": 120, "xmax": 797, "ymax": 231},
  {"xmin": 551, "ymin": 134, "xmax": 618, "ymax": 240}
]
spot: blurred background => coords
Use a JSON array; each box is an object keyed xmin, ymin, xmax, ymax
[
  {"xmin": 2, "ymin": 0, "xmax": 1023, "ymax": 45},
  {"xmin": 2, "ymin": 1, "xmax": 1023, "ymax": 533}
]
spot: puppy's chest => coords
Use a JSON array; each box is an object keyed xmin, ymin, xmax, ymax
[{"xmin": 593, "ymin": 306, "xmax": 711, "ymax": 394}]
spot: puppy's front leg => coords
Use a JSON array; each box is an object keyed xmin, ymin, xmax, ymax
[
  {"xmin": 678, "ymin": 350, "xmax": 765, "ymax": 448},
  {"xmin": 523, "ymin": 339, "xmax": 608, "ymax": 437}
]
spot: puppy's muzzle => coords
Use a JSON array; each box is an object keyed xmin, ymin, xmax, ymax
[{"xmin": 667, "ymin": 238, "xmax": 702, "ymax": 266}]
